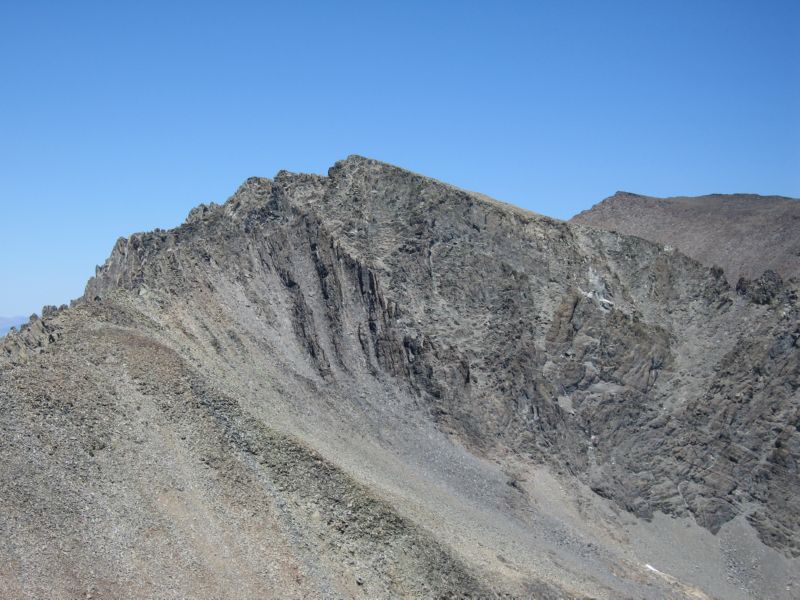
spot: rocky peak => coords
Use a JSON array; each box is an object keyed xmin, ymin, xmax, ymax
[
  {"xmin": 1, "ymin": 157, "xmax": 798, "ymax": 599},
  {"xmin": 572, "ymin": 191, "xmax": 800, "ymax": 281}
]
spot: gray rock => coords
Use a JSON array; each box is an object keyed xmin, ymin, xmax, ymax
[
  {"xmin": 571, "ymin": 190, "xmax": 800, "ymax": 282},
  {"xmin": 1, "ymin": 156, "xmax": 797, "ymax": 599}
]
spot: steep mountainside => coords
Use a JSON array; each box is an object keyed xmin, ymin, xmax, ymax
[
  {"xmin": 571, "ymin": 192, "xmax": 800, "ymax": 282},
  {"xmin": 1, "ymin": 157, "xmax": 798, "ymax": 599}
]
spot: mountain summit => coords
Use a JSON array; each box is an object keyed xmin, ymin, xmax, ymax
[{"xmin": 2, "ymin": 157, "xmax": 798, "ymax": 599}]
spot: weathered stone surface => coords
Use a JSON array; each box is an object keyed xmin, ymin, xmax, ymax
[
  {"xmin": 1, "ymin": 156, "xmax": 797, "ymax": 598},
  {"xmin": 736, "ymin": 269, "xmax": 786, "ymax": 305}
]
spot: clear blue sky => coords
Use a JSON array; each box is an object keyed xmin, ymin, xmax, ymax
[{"xmin": 1, "ymin": 1, "xmax": 798, "ymax": 316}]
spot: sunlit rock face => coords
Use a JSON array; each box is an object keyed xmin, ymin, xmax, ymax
[{"xmin": 1, "ymin": 156, "xmax": 797, "ymax": 599}]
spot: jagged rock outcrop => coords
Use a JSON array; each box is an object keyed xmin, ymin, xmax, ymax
[
  {"xmin": 0, "ymin": 316, "xmax": 27, "ymax": 338},
  {"xmin": 1, "ymin": 157, "xmax": 798, "ymax": 599},
  {"xmin": 735, "ymin": 269, "xmax": 788, "ymax": 305},
  {"xmin": 571, "ymin": 191, "xmax": 800, "ymax": 282}
]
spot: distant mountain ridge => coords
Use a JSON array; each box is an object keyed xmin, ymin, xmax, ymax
[{"xmin": 571, "ymin": 191, "xmax": 800, "ymax": 283}]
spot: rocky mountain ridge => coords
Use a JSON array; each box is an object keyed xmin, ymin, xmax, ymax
[
  {"xmin": 1, "ymin": 156, "xmax": 798, "ymax": 599},
  {"xmin": 571, "ymin": 191, "xmax": 800, "ymax": 282},
  {"xmin": 0, "ymin": 316, "xmax": 27, "ymax": 337}
]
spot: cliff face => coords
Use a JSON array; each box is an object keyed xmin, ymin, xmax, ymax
[
  {"xmin": 1, "ymin": 157, "xmax": 798, "ymax": 599},
  {"xmin": 571, "ymin": 191, "xmax": 800, "ymax": 282}
]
